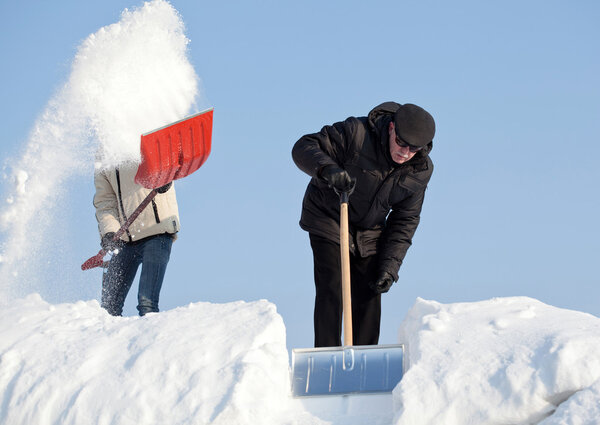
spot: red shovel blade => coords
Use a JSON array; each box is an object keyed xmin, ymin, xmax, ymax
[{"xmin": 134, "ymin": 108, "xmax": 213, "ymax": 189}]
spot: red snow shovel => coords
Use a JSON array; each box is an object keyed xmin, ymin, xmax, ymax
[
  {"xmin": 81, "ymin": 108, "xmax": 213, "ymax": 271},
  {"xmin": 290, "ymin": 187, "xmax": 405, "ymax": 396}
]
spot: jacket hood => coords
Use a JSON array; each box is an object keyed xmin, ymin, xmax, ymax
[{"xmin": 367, "ymin": 102, "xmax": 401, "ymax": 136}]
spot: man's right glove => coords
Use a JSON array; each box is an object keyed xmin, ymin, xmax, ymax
[
  {"xmin": 101, "ymin": 232, "xmax": 124, "ymax": 252},
  {"xmin": 320, "ymin": 165, "xmax": 354, "ymax": 193},
  {"xmin": 369, "ymin": 271, "xmax": 394, "ymax": 294},
  {"xmin": 155, "ymin": 182, "xmax": 172, "ymax": 194}
]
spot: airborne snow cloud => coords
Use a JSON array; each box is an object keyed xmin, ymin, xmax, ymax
[{"xmin": 0, "ymin": 0, "xmax": 198, "ymax": 303}]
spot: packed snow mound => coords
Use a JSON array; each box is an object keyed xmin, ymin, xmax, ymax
[
  {"xmin": 394, "ymin": 296, "xmax": 600, "ymax": 425},
  {"xmin": 2, "ymin": 295, "xmax": 599, "ymax": 425},
  {"xmin": 0, "ymin": 295, "xmax": 310, "ymax": 425}
]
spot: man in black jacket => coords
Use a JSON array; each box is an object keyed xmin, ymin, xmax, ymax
[{"xmin": 292, "ymin": 102, "xmax": 435, "ymax": 347}]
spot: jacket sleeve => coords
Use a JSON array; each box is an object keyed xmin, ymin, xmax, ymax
[
  {"xmin": 93, "ymin": 171, "xmax": 121, "ymax": 237},
  {"xmin": 291, "ymin": 118, "xmax": 358, "ymax": 178},
  {"xmin": 378, "ymin": 189, "xmax": 426, "ymax": 281}
]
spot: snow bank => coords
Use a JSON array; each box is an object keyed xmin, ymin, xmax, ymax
[
  {"xmin": 394, "ymin": 296, "xmax": 600, "ymax": 425},
  {"xmin": 0, "ymin": 294, "xmax": 298, "ymax": 425},
  {"xmin": 2, "ymin": 295, "xmax": 599, "ymax": 425}
]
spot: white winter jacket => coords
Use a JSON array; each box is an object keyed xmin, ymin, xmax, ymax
[{"xmin": 93, "ymin": 162, "xmax": 180, "ymax": 243}]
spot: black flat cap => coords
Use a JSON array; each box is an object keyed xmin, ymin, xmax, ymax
[{"xmin": 394, "ymin": 104, "xmax": 436, "ymax": 147}]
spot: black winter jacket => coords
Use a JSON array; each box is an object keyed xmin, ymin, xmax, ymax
[{"xmin": 292, "ymin": 102, "xmax": 433, "ymax": 281}]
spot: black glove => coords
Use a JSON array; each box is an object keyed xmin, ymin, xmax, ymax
[
  {"xmin": 369, "ymin": 271, "xmax": 394, "ymax": 294},
  {"xmin": 155, "ymin": 182, "xmax": 172, "ymax": 194},
  {"xmin": 101, "ymin": 232, "xmax": 124, "ymax": 252},
  {"xmin": 320, "ymin": 165, "xmax": 354, "ymax": 193}
]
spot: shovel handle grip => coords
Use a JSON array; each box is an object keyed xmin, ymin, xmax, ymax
[{"xmin": 81, "ymin": 249, "xmax": 107, "ymax": 270}]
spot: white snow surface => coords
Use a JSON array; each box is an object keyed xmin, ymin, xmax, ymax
[
  {"xmin": 2, "ymin": 295, "xmax": 599, "ymax": 425},
  {"xmin": 0, "ymin": 294, "xmax": 308, "ymax": 425}
]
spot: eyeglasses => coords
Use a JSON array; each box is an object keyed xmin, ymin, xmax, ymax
[{"xmin": 395, "ymin": 135, "xmax": 423, "ymax": 153}]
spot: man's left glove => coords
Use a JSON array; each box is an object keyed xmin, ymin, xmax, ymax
[{"xmin": 369, "ymin": 271, "xmax": 394, "ymax": 294}]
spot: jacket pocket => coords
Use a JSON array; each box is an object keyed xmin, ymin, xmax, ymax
[
  {"xmin": 398, "ymin": 174, "xmax": 427, "ymax": 193},
  {"xmin": 355, "ymin": 227, "xmax": 383, "ymax": 258}
]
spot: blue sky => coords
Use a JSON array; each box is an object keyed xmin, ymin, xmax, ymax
[{"xmin": 1, "ymin": 0, "xmax": 599, "ymax": 352}]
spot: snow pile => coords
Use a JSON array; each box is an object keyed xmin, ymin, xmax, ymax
[
  {"xmin": 0, "ymin": 294, "xmax": 305, "ymax": 425},
  {"xmin": 0, "ymin": 0, "xmax": 198, "ymax": 301},
  {"xmin": 394, "ymin": 297, "xmax": 600, "ymax": 424},
  {"xmin": 2, "ymin": 295, "xmax": 599, "ymax": 425}
]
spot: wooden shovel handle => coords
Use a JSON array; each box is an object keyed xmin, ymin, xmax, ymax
[{"xmin": 340, "ymin": 198, "xmax": 353, "ymax": 346}]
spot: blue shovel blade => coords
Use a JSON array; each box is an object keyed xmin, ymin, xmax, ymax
[{"xmin": 291, "ymin": 344, "xmax": 404, "ymax": 397}]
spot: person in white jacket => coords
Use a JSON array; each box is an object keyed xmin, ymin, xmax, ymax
[{"xmin": 93, "ymin": 162, "xmax": 180, "ymax": 316}]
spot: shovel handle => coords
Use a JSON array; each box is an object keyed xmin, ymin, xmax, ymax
[
  {"xmin": 112, "ymin": 188, "xmax": 159, "ymax": 241},
  {"xmin": 336, "ymin": 183, "xmax": 357, "ymax": 347},
  {"xmin": 340, "ymin": 198, "xmax": 353, "ymax": 346}
]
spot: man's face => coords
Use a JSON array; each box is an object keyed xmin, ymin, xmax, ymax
[{"xmin": 388, "ymin": 122, "xmax": 418, "ymax": 164}]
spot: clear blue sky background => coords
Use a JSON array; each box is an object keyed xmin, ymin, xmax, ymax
[{"xmin": 1, "ymin": 0, "xmax": 599, "ymax": 352}]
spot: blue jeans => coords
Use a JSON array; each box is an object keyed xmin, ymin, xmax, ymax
[{"xmin": 101, "ymin": 233, "xmax": 173, "ymax": 316}]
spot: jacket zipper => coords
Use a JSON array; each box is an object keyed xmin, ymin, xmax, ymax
[
  {"xmin": 115, "ymin": 168, "xmax": 133, "ymax": 242},
  {"xmin": 151, "ymin": 199, "xmax": 161, "ymax": 224}
]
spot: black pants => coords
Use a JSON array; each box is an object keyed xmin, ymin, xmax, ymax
[{"xmin": 309, "ymin": 233, "xmax": 381, "ymax": 347}]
